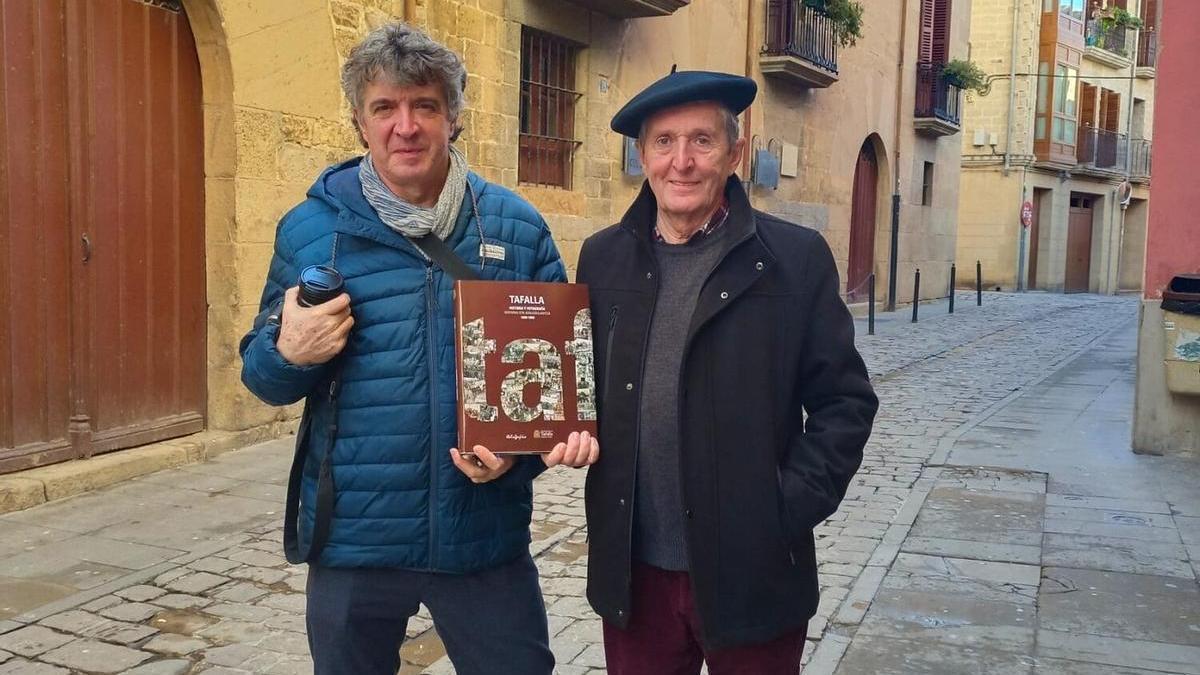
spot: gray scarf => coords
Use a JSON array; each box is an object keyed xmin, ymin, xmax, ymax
[{"xmin": 359, "ymin": 144, "xmax": 469, "ymax": 241}]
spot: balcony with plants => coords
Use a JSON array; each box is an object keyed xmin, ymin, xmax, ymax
[
  {"xmin": 914, "ymin": 59, "xmax": 984, "ymax": 137},
  {"xmin": 1084, "ymin": 6, "xmax": 1143, "ymax": 68},
  {"xmin": 761, "ymin": 0, "xmax": 863, "ymax": 88}
]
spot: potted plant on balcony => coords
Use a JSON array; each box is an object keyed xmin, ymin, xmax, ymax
[
  {"xmin": 802, "ymin": 0, "xmax": 865, "ymax": 47},
  {"xmin": 940, "ymin": 59, "xmax": 988, "ymax": 95},
  {"xmin": 1091, "ymin": 6, "xmax": 1144, "ymax": 54}
]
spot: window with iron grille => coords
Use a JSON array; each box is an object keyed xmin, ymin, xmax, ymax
[{"xmin": 519, "ymin": 28, "xmax": 582, "ymax": 189}]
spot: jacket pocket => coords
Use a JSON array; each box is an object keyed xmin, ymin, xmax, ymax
[{"xmin": 599, "ymin": 304, "xmax": 619, "ymax": 414}]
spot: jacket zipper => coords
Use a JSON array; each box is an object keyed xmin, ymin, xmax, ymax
[
  {"xmin": 425, "ymin": 263, "xmax": 440, "ymax": 570},
  {"xmin": 601, "ymin": 305, "xmax": 619, "ymax": 410}
]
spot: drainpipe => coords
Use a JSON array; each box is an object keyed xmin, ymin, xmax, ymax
[
  {"xmin": 887, "ymin": 0, "xmax": 911, "ymax": 312},
  {"xmin": 1003, "ymin": 0, "xmax": 1020, "ymax": 175},
  {"xmin": 1114, "ymin": 13, "xmax": 1140, "ymax": 294}
]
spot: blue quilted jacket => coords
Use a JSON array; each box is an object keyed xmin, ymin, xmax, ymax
[{"xmin": 240, "ymin": 157, "xmax": 566, "ymax": 572}]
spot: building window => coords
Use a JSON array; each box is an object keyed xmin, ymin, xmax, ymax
[
  {"xmin": 921, "ymin": 162, "xmax": 935, "ymax": 206},
  {"xmin": 1056, "ymin": 0, "xmax": 1085, "ymax": 21},
  {"xmin": 519, "ymin": 27, "xmax": 582, "ymax": 189},
  {"xmin": 1051, "ymin": 64, "xmax": 1079, "ymax": 144}
]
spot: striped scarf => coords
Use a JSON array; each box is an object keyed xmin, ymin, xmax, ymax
[{"xmin": 359, "ymin": 144, "xmax": 468, "ymax": 242}]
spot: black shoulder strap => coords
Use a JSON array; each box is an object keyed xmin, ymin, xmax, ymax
[
  {"xmin": 283, "ymin": 376, "xmax": 339, "ymax": 565},
  {"xmin": 409, "ymin": 234, "xmax": 481, "ymax": 281}
]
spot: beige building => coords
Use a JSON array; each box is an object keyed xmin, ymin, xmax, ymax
[
  {"xmin": 0, "ymin": 0, "xmax": 972, "ymax": 470},
  {"xmin": 956, "ymin": 0, "xmax": 1157, "ymax": 294}
]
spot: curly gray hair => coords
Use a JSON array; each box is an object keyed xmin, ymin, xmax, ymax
[{"xmin": 341, "ymin": 22, "xmax": 468, "ymax": 145}]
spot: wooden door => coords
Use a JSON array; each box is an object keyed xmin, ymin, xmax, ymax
[
  {"xmin": 0, "ymin": 1, "xmax": 75, "ymax": 470},
  {"xmin": 847, "ymin": 140, "xmax": 878, "ymax": 302},
  {"xmin": 0, "ymin": 0, "xmax": 206, "ymax": 473},
  {"xmin": 1065, "ymin": 196, "xmax": 1094, "ymax": 293},
  {"xmin": 1027, "ymin": 190, "xmax": 1045, "ymax": 290}
]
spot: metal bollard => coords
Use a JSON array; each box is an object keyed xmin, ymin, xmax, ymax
[
  {"xmin": 976, "ymin": 260, "xmax": 982, "ymax": 306},
  {"xmin": 949, "ymin": 263, "xmax": 956, "ymax": 314},
  {"xmin": 868, "ymin": 272, "xmax": 876, "ymax": 336},
  {"xmin": 912, "ymin": 268, "xmax": 921, "ymax": 323}
]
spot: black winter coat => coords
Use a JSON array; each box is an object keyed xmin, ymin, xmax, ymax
[{"xmin": 577, "ymin": 177, "xmax": 878, "ymax": 649}]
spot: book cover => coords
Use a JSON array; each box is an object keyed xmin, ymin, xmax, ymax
[{"xmin": 454, "ymin": 280, "xmax": 597, "ymax": 454}]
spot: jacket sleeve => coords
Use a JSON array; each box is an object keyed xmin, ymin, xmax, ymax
[
  {"xmin": 532, "ymin": 219, "xmax": 568, "ymax": 283},
  {"xmin": 779, "ymin": 234, "xmax": 879, "ymax": 536},
  {"xmin": 493, "ymin": 220, "xmax": 568, "ymax": 488},
  {"xmin": 239, "ymin": 221, "xmax": 330, "ymax": 406}
]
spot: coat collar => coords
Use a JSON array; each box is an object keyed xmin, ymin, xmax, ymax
[{"xmin": 619, "ymin": 175, "xmax": 758, "ymax": 254}]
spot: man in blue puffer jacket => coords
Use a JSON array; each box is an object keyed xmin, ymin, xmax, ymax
[{"xmin": 239, "ymin": 22, "xmax": 598, "ymax": 675}]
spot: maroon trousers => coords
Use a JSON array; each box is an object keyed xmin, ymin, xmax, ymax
[{"xmin": 602, "ymin": 563, "xmax": 808, "ymax": 675}]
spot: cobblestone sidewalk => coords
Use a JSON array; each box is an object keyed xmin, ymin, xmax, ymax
[{"xmin": 0, "ymin": 292, "xmax": 1141, "ymax": 674}]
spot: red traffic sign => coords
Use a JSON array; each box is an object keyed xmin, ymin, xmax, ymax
[{"xmin": 1020, "ymin": 201, "xmax": 1034, "ymax": 228}]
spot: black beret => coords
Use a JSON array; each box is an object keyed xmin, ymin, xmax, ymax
[{"xmin": 611, "ymin": 68, "xmax": 758, "ymax": 138}]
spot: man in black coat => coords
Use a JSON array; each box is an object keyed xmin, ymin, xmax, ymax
[{"xmin": 576, "ymin": 69, "xmax": 878, "ymax": 674}]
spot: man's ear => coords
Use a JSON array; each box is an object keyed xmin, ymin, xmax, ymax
[
  {"xmin": 730, "ymin": 136, "xmax": 747, "ymax": 169},
  {"xmin": 351, "ymin": 111, "xmax": 368, "ymax": 149}
]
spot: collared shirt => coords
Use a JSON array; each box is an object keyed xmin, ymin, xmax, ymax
[{"xmin": 653, "ymin": 199, "xmax": 730, "ymax": 244}]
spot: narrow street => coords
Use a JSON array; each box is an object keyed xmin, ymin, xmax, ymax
[{"xmin": 1, "ymin": 292, "xmax": 1197, "ymax": 674}]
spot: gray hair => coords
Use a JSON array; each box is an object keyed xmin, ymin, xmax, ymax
[
  {"xmin": 637, "ymin": 104, "xmax": 741, "ymax": 150},
  {"xmin": 341, "ymin": 23, "xmax": 468, "ymax": 144}
]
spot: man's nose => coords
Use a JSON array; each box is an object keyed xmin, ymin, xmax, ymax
[
  {"xmin": 392, "ymin": 108, "xmax": 419, "ymax": 137},
  {"xmin": 670, "ymin": 141, "xmax": 694, "ymax": 170}
]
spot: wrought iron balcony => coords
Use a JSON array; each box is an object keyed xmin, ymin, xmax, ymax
[
  {"xmin": 760, "ymin": 0, "xmax": 838, "ymax": 88},
  {"xmin": 1129, "ymin": 138, "xmax": 1152, "ymax": 180},
  {"xmin": 564, "ymin": 0, "xmax": 689, "ymax": 18},
  {"xmin": 913, "ymin": 62, "xmax": 962, "ymax": 137},
  {"xmin": 1085, "ymin": 20, "xmax": 1132, "ymax": 67},
  {"xmin": 1136, "ymin": 29, "xmax": 1157, "ymax": 76},
  {"xmin": 1077, "ymin": 126, "xmax": 1126, "ymax": 172}
]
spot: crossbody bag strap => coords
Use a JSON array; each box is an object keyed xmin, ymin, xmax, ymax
[
  {"xmin": 283, "ymin": 373, "xmax": 340, "ymax": 565},
  {"xmin": 409, "ymin": 233, "xmax": 481, "ymax": 281}
]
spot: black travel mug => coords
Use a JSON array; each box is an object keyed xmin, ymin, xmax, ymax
[{"xmin": 297, "ymin": 265, "xmax": 345, "ymax": 307}]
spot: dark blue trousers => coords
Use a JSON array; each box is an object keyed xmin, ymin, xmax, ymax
[{"xmin": 306, "ymin": 553, "xmax": 554, "ymax": 675}]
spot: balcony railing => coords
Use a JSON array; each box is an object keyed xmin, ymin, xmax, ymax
[
  {"xmin": 764, "ymin": 1, "xmax": 839, "ymax": 76},
  {"xmin": 1137, "ymin": 29, "xmax": 1157, "ymax": 69},
  {"xmin": 914, "ymin": 62, "xmax": 963, "ymax": 135},
  {"xmin": 1129, "ymin": 138, "xmax": 1152, "ymax": 179},
  {"xmin": 1085, "ymin": 19, "xmax": 1130, "ymax": 58},
  {"xmin": 1077, "ymin": 126, "xmax": 1125, "ymax": 170}
]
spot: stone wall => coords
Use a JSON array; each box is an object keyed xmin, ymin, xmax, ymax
[{"xmin": 183, "ymin": 0, "xmax": 972, "ymax": 433}]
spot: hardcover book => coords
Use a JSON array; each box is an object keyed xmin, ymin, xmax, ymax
[{"xmin": 454, "ymin": 280, "xmax": 597, "ymax": 454}]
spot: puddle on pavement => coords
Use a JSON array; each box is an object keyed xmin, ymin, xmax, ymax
[
  {"xmin": 399, "ymin": 628, "xmax": 448, "ymax": 673},
  {"xmin": 151, "ymin": 608, "xmax": 217, "ymax": 634},
  {"xmin": 0, "ymin": 579, "xmax": 76, "ymax": 620}
]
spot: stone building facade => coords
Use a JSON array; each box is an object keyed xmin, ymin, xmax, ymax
[
  {"xmin": 0, "ymin": 0, "xmax": 973, "ymax": 466},
  {"xmin": 955, "ymin": 0, "xmax": 1157, "ymax": 294}
]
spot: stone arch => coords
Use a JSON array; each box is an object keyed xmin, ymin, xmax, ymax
[{"xmin": 180, "ymin": 0, "xmax": 240, "ymax": 431}]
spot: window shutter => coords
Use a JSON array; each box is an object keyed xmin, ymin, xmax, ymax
[
  {"xmin": 1142, "ymin": 0, "xmax": 1157, "ymax": 29},
  {"xmin": 932, "ymin": 0, "xmax": 952, "ymax": 64},
  {"xmin": 919, "ymin": 0, "xmax": 935, "ymax": 62}
]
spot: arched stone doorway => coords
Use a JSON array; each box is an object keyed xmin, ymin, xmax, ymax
[
  {"xmin": 0, "ymin": 0, "xmax": 209, "ymax": 472},
  {"xmin": 846, "ymin": 138, "xmax": 879, "ymax": 302}
]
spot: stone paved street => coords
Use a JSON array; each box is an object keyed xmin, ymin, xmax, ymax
[{"xmin": 2, "ymin": 291, "xmax": 1198, "ymax": 674}]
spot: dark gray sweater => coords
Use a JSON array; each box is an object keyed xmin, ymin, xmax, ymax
[{"xmin": 632, "ymin": 226, "xmax": 730, "ymax": 571}]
